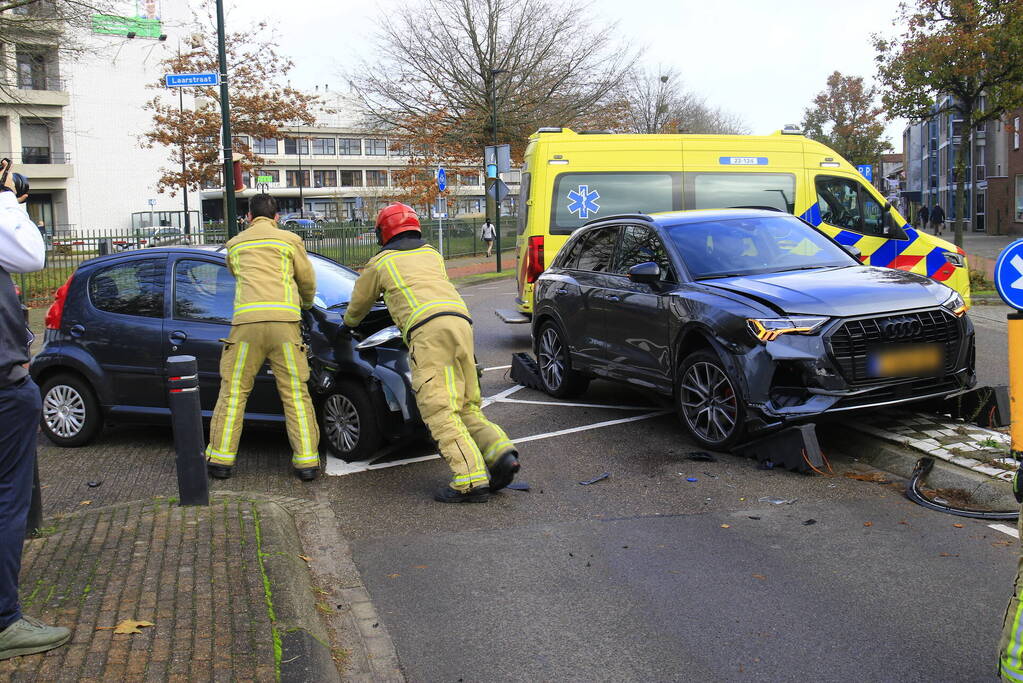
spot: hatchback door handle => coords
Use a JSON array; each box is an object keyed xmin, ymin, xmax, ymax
[
  {"xmin": 556, "ymin": 288, "xmax": 568, "ymax": 296},
  {"xmin": 169, "ymin": 330, "xmax": 188, "ymax": 344},
  {"xmin": 606, "ymin": 294, "xmax": 621, "ymax": 302},
  {"xmin": 70, "ymin": 324, "xmax": 85, "ymax": 337}
]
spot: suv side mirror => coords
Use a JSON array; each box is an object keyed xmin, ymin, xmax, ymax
[
  {"xmin": 628, "ymin": 261, "xmax": 661, "ymax": 285},
  {"xmin": 842, "ymin": 244, "xmax": 862, "ymax": 260}
]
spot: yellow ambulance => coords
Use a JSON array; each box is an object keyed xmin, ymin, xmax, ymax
[{"xmin": 500, "ymin": 127, "xmax": 969, "ymax": 322}]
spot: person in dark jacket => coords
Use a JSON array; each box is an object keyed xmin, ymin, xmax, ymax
[
  {"xmin": 929, "ymin": 204, "xmax": 945, "ymax": 235},
  {"xmin": 0, "ymin": 160, "xmax": 71, "ymax": 660},
  {"xmin": 917, "ymin": 205, "xmax": 929, "ymax": 230}
]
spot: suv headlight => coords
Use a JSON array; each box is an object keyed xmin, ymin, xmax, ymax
[
  {"xmin": 941, "ymin": 290, "xmax": 968, "ymax": 317},
  {"xmin": 356, "ymin": 325, "xmax": 403, "ymax": 349},
  {"xmin": 747, "ymin": 317, "xmax": 828, "ymax": 343}
]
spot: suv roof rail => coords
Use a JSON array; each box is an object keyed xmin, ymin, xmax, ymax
[{"xmin": 582, "ymin": 213, "xmax": 654, "ymax": 226}]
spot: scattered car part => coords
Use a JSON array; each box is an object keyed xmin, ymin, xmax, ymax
[
  {"xmin": 906, "ymin": 457, "xmax": 1017, "ymax": 520},
  {"xmin": 579, "ymin": 472, "xmax": 610, "ymax": 485},
  {"xmin": 732, "ymin": 423, "xmax": 828, "ymax": 474}
]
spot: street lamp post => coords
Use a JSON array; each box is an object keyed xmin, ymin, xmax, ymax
[
  {"xmin": 215, "ymin": 0, "xmax": 237, "ymax": 238},
  {"xmin": 489, "ymin": 68, "xmax": 507, "ymax": 272},
  {"xmin": 294, "ymin": 134, "xmax": 306, "ymax": 217}
]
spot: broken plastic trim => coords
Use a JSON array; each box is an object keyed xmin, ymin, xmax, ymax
[{"xmin": 905, "ymin": 457, "xmax": 1017, "ymax": 520}]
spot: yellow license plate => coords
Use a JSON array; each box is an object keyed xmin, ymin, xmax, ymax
[{"xmin": 868, "ymin": 343, "xmax": 944, "ymax": 378}]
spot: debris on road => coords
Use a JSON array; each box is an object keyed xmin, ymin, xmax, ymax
[
  {"xmin": 803, "ymin": 519, "xmax": 817, "ymax": 526},
  {"xmin": 686, "ymin": 477, "xmax": 698, "ymax": 482},
  {"xmin": 579, "ymin": 472, "xmax": 610, "ymax": 486},
  {"xmin": 87, "ymin": 481, "xmax": 101, "ymax": 488},
  {"xmin": 96, "ymin": 619, "xmax": 155, "ymax": 635},
  {"xmin": 843, "ymin": 471, "xmax": 891, "ymax": 484},
  {"xmin": 758, "ymin": 496, "xmax": 796, "ymax": 505},
  {"xmin": 686, "ymin": 451, "xmax": 716, "ymax": 462},
  {"xmin": 506, "ymin": 482, "xmax": 530, "ymax": 491}
]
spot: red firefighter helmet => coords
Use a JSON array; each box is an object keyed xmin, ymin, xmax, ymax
[{"xmin": 375, "ymin": 202, "xmax": 421, "ymax": 245}]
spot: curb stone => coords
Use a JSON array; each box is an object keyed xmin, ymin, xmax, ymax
[
  {"xmin": 828, "ymin": 425, "xmax": 1017, "ymax": 511},
  {"xmin": 296, "ymin": 487, "xmax": 404, "ymax": 682}
]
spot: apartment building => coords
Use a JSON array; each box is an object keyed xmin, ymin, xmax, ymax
[
  {"xmin": 198, "ymin": 92, "xmax": 520, "ymax": 224},
  {"xmin": 901, "ymin": 95, "xmax": 1018, "ymax": 234}
]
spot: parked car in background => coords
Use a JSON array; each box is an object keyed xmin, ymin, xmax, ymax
[
  {"xmin": 115, "ymin": 227, "xmax": 190, "ymax": 251},
  {"xmin": 280, "ymin": 214, "xmax": 325, "ymax": 239},
  {"xmin": 30, "ymin": 246, "xmax": 426, "ymax": 462},
  {"xmin": 532, "ymin": 209, "xmax": 975, "ymax": 450}
]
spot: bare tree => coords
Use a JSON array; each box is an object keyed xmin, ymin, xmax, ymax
[
  {"xmin": 349, "ymin": 0, "xmax": 640, "ymax": 161},
  {"xmin": 0, "ymin": 0, "xmax": 120, "ymax": 98},
  {"xmin": 614, "ymin": 67, "xmax": 749, "ymax": 135}
]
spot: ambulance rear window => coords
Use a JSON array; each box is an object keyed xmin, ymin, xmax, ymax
[
  {"xmin": 685, "ymin": 172, "xmax": 796, "ymax": 214},
  {"xmin": 550, "ymin": 172, "xmax": 680, "ymax": 235}
]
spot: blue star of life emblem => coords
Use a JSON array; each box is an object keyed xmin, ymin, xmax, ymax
[{"xmin": 567, "ymin": 185, "xmax": 600, "ymax": 219}]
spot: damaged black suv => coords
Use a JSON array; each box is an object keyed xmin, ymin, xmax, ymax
[{"xmin": 532, "ymin": 209, "xmax": 975, "ymax": 450}]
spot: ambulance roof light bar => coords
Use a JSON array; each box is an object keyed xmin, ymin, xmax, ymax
[{"xmin": 780, "ymin": 124, "xmax": 803, "ymax": 135}]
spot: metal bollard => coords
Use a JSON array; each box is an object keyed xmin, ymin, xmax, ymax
[
  {"xmin": 166, "ymin": 355, "xmax": 209, "ymax": 506},
  {"xmin": 27, "ymin": 459, "xmax": 42, "ymax": 537}
]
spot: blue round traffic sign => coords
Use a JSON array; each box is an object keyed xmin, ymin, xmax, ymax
[
  {"xmin": 436, "ymin": 167, "xmax": 446, "ymax": 192},
  {"xmin": 994, "ymin": 239, "xmax": 1023, "ymax": 310}
]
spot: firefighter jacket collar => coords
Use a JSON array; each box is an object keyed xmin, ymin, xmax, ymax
[{"xmin": 381, "ymin": 236, "xmax": 426, "ymax": 252}]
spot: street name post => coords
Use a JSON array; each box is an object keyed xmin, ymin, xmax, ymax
[
  {"xmin": 994, "ymin": 239, "xmax": 1023, "ymax": 495},
  {"xmin": 164, "ymin": 72, "xmax": 220, "ymax": 234},
  {"xmin": 437, "ymin": 167, "xmax": 446, "ymax": 257},
  {"xmin": 484, "ymin": 144, "xmax": 511, "ymax": 272}
]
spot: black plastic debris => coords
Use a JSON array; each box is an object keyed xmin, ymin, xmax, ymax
[
  {"xmin": 87, "ymin": 481, "xmax": 102, "ymax": 488},
  {"xmin": 579, "ymin": 472, "xmax": 610, "ymax": 486},
  {"xmin": 803, "ymin": 519, "xmax": 817, "ymax": 526},
  {"xmin": 506, "ymin": 482, "xmax": 530, "ymax": 491},
  {"xmin": 686, "ymin": 451, "xmax": 717, "ymax": 462},
  {"xmin": 510, "ymin": 352, "xmax": 545, "ymax": 390},
  {"xmin": 734, "ymin": 423, "xmax": 826, "ymax": 474}
]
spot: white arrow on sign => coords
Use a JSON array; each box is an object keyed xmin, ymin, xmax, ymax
[{"xmin": 1012, "ymin": 254, "xmax": 1023, "ymax": 290}]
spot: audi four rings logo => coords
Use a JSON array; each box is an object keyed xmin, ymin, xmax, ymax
[{"xmin": 881, "ymin": 317, "xmax": 922, "ymax": 340}]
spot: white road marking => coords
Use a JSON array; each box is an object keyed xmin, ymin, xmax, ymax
[
  {"xmin": 990, "ymin": 523, "xmax": 1019, "ymax": 539},
  {"xmin": 483, "ymin": 365, "xmax": 512, "ymax": 372},
  {"xmin": 481, "ymin": 383, "xmax": 525, "ymax": 408},
  {"xmin": 324, "ymin": 408, "xmax": 670, "ymax": 476},
  {"xmin": 495, "ymin": 397, "xmax": 653, "ymax": 411}
]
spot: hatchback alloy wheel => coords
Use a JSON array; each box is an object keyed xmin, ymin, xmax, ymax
[
  {"xmin": 43, "ymin": 384, "xmax": 87, "ymax": 439},
  {"xmin": 679, "ymin": 360, "xmax": 739, "ymax": 446},
  {"xmin": 323, "ymin": 393, "xmax": 360, "ymax": 453}
]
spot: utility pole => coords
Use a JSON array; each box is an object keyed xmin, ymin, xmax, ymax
[
  {"xmin": 215, "ymin": 0, "xmax": 237, "ymax": 238},
  {"xmin": 296, "ymin": 135, "xmax": 305, "ymax": 217}
]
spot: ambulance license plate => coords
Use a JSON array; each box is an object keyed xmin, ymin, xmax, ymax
[{"xmin": 867, "ymin": 343, "xmax": 944, "ymax": 378}]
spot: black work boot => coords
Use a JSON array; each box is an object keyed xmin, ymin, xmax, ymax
[
  {"xmin": 434, "ymin": 486, "xmax": 491, "ymax": 503},
  {"xmin": 295, "ymin": 468, "xmax": 319, "ymax": 482},
  {"xmin": 207, "ymin": 463, "xmax": 232, "ymax": 479},
  {"xmin": 488, "ymin": 451, "xmax": 520, "ymax": 492}
]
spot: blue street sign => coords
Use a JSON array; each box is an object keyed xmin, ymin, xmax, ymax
[
  {"xmin": 994, "ymin": 239, "xmax": 1023, "ymax": 310},
  {"xmin": 165, "ymin": 72, "xmax": 219, "ymax": 88},
  {"xmin": 856, "ymin": 164, "xmax": 873, "ymax": 182},
  {"xmin": 436, "ymin": 167, "xmax": 446, "ymax": 192}
]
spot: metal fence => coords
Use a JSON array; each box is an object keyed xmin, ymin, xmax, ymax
[{"xmin": 15, "ymin": 218, "xmax": 517, "ymax": 308}]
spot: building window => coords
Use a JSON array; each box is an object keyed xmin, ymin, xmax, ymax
[
  {"xmin": 21, "ymin": 122, "xmax": 51, "ymax": 163},
  {"xmin": 313, "ymin": 170, "xmax": 337, "ymax": 187},
  {"xmin": 340, "ymin": 170, "xmax": 361, "ymax": 187},
  {"xmin": 286, "ymin": 170, "xmax": 310, "ymax": 187},
  {"xmin": 457, "ymin": 172, "xmax": 479, "ymax": 186},
  {"xmin": 284, "ymin": 138, "xmax": 309, "ymax": 155},
  {"xmin": 201, "ymin": 172, "xmax": 222, "ymax": 190},
  {"xmin": 16, "ymin": 50, "xmax": 52, "ymax": 90},
  {"xmin": 364, "ymin": 139, "xmax": 387, "ymax": 156},
  {"xmin": 365, "ymin": 170, "xmax": 388, "ymax": 186},
  {"xmin": 1015, "ymin": 117, "xmax": 1020, "ymax": 151},
  {"xmin": 339, "ymin": 138, "xmax": 362, "ymax": 155},
  {"xmin": 232, "ymin": 135, "xmax": 249, "ymax": 152},
  {"xmin": 1016, "ymin": 175, "xmax": 1023, "ymax": 221},
  {"xmin": 253, "ymin": 138, "xmax": 278, "ymax": 155},
  {"xmin": 311, "ymin": 137, "xmax": 335, "ymax": 155}
]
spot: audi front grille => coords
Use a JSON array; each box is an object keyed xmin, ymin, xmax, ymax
[{"xmin": 826, "ymin": 309, "xmax": 962, "ymax": 386}]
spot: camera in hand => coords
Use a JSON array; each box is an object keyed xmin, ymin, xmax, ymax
[{"xmin": 11, "ymin": 173, "xmax": 28, "ymax": 197}]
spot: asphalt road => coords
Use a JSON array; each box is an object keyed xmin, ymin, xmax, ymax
[{"xmin": 33, "ymin": 280, "xmax": 1016, "ymax": 681}]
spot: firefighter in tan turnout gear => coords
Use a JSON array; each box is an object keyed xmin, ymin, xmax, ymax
[
  {"xmin": 343, "ymin": 203, "xmax": 519, "ymax": 503},
  {"xmin": 206, "ymin": 194, "xmax": 321, "ymax": 481}
]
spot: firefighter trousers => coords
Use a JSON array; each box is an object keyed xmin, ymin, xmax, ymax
[
  {"xmin": 409, "ymin": 315, "xmax": 515, "ymax": 492},
  {"xmin": 206, "ymin": 321, "xmax": 320, "ymax": 470},
  {"xmin": 999, "ymin": 510, "xmax": 1023, "ymax": 681}
]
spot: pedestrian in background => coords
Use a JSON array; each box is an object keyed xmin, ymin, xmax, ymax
[
  {"xmin": 930, "ymin": 204, "xmax": 945, "ymax": 235},
  {"xmin": 917, "ymin": 205, "xmax": 929, "ymax": 231},
  {"xmin": 0, "ymin": 159, "xmax": 70, "ymax": 660},
  {"xmin": 205, "ymin": 193, "xmax": 321, "ymax": 482},
  {"xmin": 481, "ymin": 218, "xmax": 496, "ymax": 258},
  {"xmin": 344, "ymin": 203, "xmax": 519, "ymax": 503}
]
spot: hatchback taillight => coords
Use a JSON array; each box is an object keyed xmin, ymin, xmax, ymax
[
  {"xmin": 526, "ymin": 236, "xmax": 545, "ymax": 283},
  {"xmin": 45, "ymin": 274, "xmax": 74, "ymax": 330}
]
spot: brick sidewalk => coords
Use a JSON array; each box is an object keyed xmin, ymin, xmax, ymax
[
  {"xmin": 445, "ymin": 253, "xmax": 515, "ymax": 280},
  {"xmin": 0, "ymin": 496, "xmax": 308, "ymax": 682}
]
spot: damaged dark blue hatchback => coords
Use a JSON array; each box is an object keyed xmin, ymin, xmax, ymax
[{"xmin": 532, "ymin": 209, "xmax": 975, "ymax": 450}]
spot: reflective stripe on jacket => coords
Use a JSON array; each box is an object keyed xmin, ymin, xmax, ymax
[
  {"xmin": 343, "ymin": 239, "xmax": 470, "ymax": 341},
  {"xmin": 225, "ymin": 217, "xmax": 316, "ymax": 324}
]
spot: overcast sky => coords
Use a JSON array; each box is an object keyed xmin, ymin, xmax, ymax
[{"xmin": 226, "ymin": 0, "xmax": 907, "ymax": 147}]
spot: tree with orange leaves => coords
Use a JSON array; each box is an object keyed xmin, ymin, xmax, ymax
[{"xmin": 874, "ymin": 0, "xmax": 1023, "ymax": 247}]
